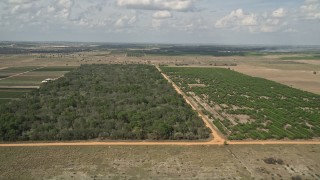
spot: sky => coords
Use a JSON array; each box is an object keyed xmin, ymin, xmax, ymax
[{"xmin": 0, "ymin": 0, "xmax": 320, "ymax": 45}]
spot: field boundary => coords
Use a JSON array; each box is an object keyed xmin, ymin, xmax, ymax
[{"xmin": 0, "ymin": 65, "xmax": 320, "ymax": 147}]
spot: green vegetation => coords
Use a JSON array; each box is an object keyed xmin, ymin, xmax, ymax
[
  {"xmin": 1, "ymin": 66, "xmax": 39, "ymax": 72},
  {"xmin": 0, "ymin": 66, "xmax": 39, "ymax": 77},
  {"xmin": 0, "ymin": 64, "xmax": 210, "ymax": 141},
  {"xmin": 0, "ymin": 88, "xmax": 32, "ymax": 105},
  {"xmin": 280, "ymin": 55, "xmax": 320, "ymax": 60},
  {"xmin": 0, "ymin": 76, "xmax": 47, "ymax": 86},
  {"xmin": 126, "ymin": 52, "xmax": 145, "ymax": 57},
  {"xmin": 0, "ymin": 99, "xmax": 10, "ymax": 105},
  {"xmin": 0, "ymin": 91, "xmax": 28, "ymax": 98},
  {"xmin": 161, "ymin": 67, "xmax": 320, "ymax": 140},
  {"xmin": 33, "ymin": 67, "xmax": 77, "ymax": 71}
]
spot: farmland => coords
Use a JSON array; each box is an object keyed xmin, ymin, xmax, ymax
[
  {"xmin": 161, "ymin": 67, "xmax": 320, "ymax": 140},
  {"xmin": 0, "ymin": 66, "xmax": 76, "ymax": 105},
  {"xmin": 0, "ymin": 145, "xmax": 319, "ymax": 179},
  {"xmin": 0, "ymin": 64, "xmax": 210, "ymax": 141},
  {"xmin": 0, "ymin": 42, "xmax": 319, "ymax": 179}
]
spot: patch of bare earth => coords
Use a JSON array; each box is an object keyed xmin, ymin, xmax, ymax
[
  {"xmin": 233, "ymin": 65, "xmax": 320, "ymax": 95},
  {"xmin": 188, "ymin": 84, "xmax": 206, "ymax": 88}
]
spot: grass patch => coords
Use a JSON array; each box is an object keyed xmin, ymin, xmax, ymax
[
  {"xmin": 3, "ymin": 66, "xmax": 40, "ymax": 71},
  {"xmin": 280, "ymin": 55, "xmax": 320, "ymax": 60},
  {"xmin": 0, "ymin": 76, "xmax": 48, "ymax": 86},
  {"xmin": 33, "ymin": 67, "xmax": 77, "ymax": 71},
  {"xmin": 0, "ymin": 91, "xmax": 28, "ymax": 98},
  {"xmin": 0, "ymin": 88, "xmax": 34, "ymax": 92},
  {"xmin": 266, "ymin": 61, "xmax": 305, "ymax": 65},
  {"xmin": 0, "ymin": 99, "xmax": 10, "ymax": 105}
]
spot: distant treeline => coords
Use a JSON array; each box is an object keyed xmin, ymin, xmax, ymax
[
  {"xmin": 0, "ymin": 64, "xmax": 210, "ymax": 141},
  {"xmin": 135, "ymin": 46, "xmax": 266, "ymax": 56},
  {"xmin": 0, "ymin": 47, "xmax": 91, "ymax": 54}
]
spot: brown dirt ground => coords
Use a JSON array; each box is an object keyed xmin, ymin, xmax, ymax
[{"xmin": 0, "ymin": 145, "xmax": 319, "ymax": 179}]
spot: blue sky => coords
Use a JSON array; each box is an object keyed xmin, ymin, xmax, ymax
[{"xmin": 0, "ymin": 0, "xmax": 319, "ymax": 45}]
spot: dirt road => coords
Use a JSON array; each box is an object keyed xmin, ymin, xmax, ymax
[
  {"xmin": 1, "ymin": 139, "xmax": 320, "ymax": 147},
  {"xmin": 155, "ymin": 66, "xmax": 225, "ymax": 144},
  {"xmin": 0, "ymin": 66, "xmax": 319, "ymax": 147}
]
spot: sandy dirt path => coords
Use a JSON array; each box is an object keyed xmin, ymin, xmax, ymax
[
  {"xmin": 1, "ymin": 140, "xmax": 320, "ymax": 147},
  {"xmin": 155, "ymin": 66, "xmax": 225, "ymax": 144}
]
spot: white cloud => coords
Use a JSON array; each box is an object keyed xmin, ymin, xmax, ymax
[
  {"xmin": 7, "ymin": 0, "xmax": 36, "ymax": 4},
  {"xmin": 301, "ymin": 0, "xmax": 320, "ymax": 19},
  {"xmin": 272, "ymin": 8, "xmax": 286, "ymax": 18},
  {"xmin": 215, "ymin": 9, "xmax": 257, "ymax": 28},
  {"xmin": 153, "ymin": 10, "xmax": 172, "ymax": 19},
  {"xmin": 173, "ymin": 16, "xmax": 207, "ymax": 31},
  {"xmin": 115, "ymin": 15, "xmax": 137, "ymax": 28},
  {"xmin": 215, "ymin": 8, "xmax": 290, "ymax": 33},
  {"xmin": 53, "ymin": 0, "xmax": 74, "ymax": 19},
  {"xmin": 117, "ymin": 0, "xmax": 196, "ymax": 11}
]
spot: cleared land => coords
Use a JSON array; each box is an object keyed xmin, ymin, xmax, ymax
[
  {"xmin": 0, "ymin": 145, "xmax": 319, "ymax": 179},
  {"xmin": 161, "ymin": 67, "xmax": 320, "ymax": 140},
  {"xmin": 233, "ymin": 64, "xmax": 320, "ymax": 95},
  {"xmin": 0, "ymin": 64, "xmax": 210, "ymax": 141},
  {"xmin": 0, "ymin": 66, "xmax": 75, "ymax": 105}
]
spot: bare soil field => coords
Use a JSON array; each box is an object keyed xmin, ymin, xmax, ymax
[
  {"xmin": 233, "ymin": 65, "xmax": 320, "ymax": 94},
  {"xmin": 0, "ymin": 145, "xmax": 319, "ymax": 179}
]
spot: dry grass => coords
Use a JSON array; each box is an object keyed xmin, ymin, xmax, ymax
[{"xmin": 0, "ymin": 145, "xmax": 319, "ymax": 179}]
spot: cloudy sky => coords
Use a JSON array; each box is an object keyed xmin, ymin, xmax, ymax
[{"xmin": 1, "ymin": 0, "xmax": 320, "ymax": 45}]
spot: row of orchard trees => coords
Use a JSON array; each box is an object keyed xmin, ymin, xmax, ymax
[
  {"xmin": 162, "ymin": 67, "xmax": 320, "ymax": 140},
  {"xmin": 0, "ymin": 64, "xmax": 210, "ymax": 141}
]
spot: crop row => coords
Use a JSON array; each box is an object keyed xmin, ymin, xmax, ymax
[{"xmin": 162, "ymin": 67, "xmax": 320, "ymax": 140}]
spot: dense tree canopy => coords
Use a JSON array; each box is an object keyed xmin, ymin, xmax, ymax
[{"xmin": 0, "ymin": 64, "xmax": 210, "ymax": 141}]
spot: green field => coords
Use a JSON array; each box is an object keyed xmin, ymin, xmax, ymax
[
  {"xmin": 0, "ymin": 76, "xmax": 49, "ymax": 86},
  {"xmin": 0, "ymin": 91, "xmax": 28, "ymax": 98},
  {"xmin": 0, "ymin": 64, "xmax": 210, "ymax": 141},
  {"xmin": 0, "ymin": 66, "xmax": 40, "ymax": 77},
  {"xmin": 0, "ymin": 99, "xmax": 10, "ymax": 105},
  {"xmin": 0, "ymin": 66, "xmax": 75, "ymax": 86},
  {"xmin": 0, "ymin": 66, "xmax": 75, "ymax": 105},
  {"xmin": 161, "ymin": 67, "xmax": 320, "ymax": 140},
  {"xmin": 33, "ymin": 66, "xmax": 77, "ymax": 71},
  {"xmin": 280, "ymin": 55, "xmax": 320, "ymax": 60},
  {"xmin": 0, "ymin": 88, "xmax": 33, "ymax": 103}
]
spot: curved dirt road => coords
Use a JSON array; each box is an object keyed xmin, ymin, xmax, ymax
[{"xmin": 0, "ymin": 66, "xmax": 319, "ymax": 147}]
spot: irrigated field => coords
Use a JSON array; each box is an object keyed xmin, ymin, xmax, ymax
[
  {"xmin": 161, "ymin": 67, "xmax": 320, "ymax": 140},
  {"xmin": 0, "ymin": 64, "xmax": 210, "ymax": 141}
]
